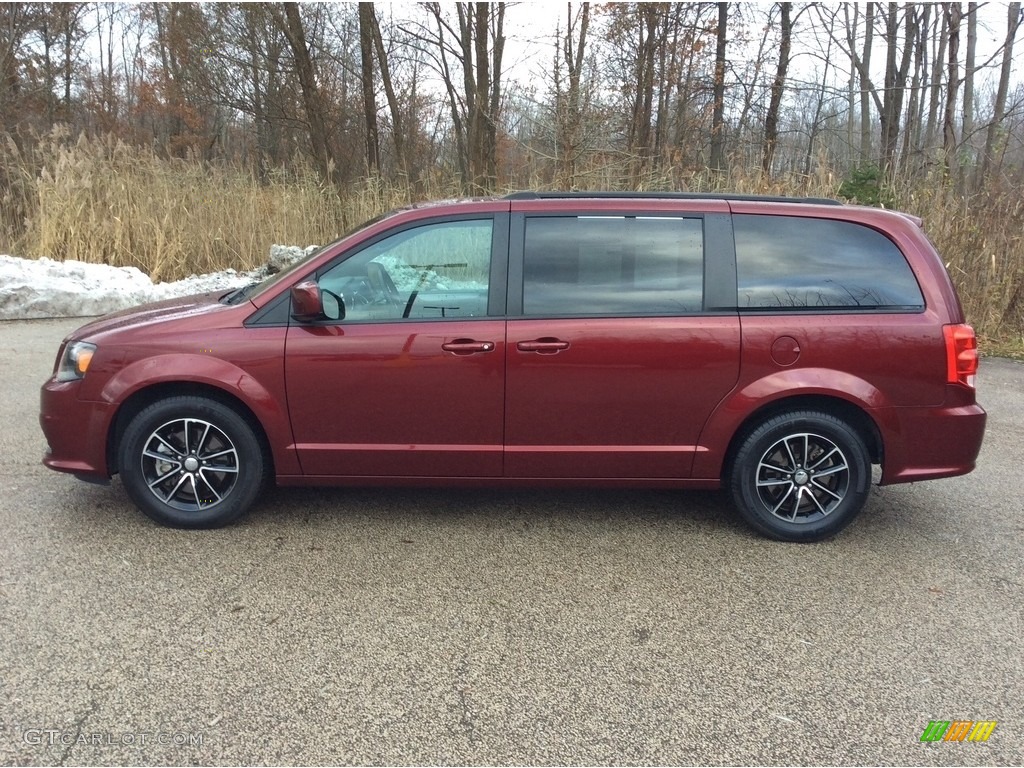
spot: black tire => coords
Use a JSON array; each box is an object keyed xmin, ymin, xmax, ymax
[
  {"xmin": 729, "ymin": 410, "xmax": 871, "ymax": 542},
  {"xmin": 118, "ymin": 396, "xmax": 266, "ymax": 528}
]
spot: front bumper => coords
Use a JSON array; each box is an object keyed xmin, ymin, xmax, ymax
[{"xmin": 40, "ymin": 378, "xmax": 116, "ymax": 479}]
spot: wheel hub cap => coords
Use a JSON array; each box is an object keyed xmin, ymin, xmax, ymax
[
  {"xmin": 754, "ymin": 432, "xmax": 851, "ymax": 524},
  {"xmin": 140, "ymin": 417, "xmax": 240, "ymax": 513}
]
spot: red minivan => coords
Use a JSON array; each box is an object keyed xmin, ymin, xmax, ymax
[{"xmin": 40, "ymin": 193, "xmax": 986, "ymax": 541}]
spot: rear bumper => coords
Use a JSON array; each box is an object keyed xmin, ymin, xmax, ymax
[
  {"xmin": 875, "ymin": 400, "xmax": 986, "ymax": 485},
  {"xmin": 39, "ymin": 378, "xmax": 115, "ymax": 479}
]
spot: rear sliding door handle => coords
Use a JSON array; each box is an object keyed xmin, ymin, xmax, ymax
[
  {"xmin": 441, "ymin": 339, "xmax": 495, "ymax": 354},
  {"xmin": 516, "ymin": 338, "xmax": 570, "ymax": 354}
]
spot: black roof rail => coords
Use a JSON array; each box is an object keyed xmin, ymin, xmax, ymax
[{"xmin": 504, "ymin": 191, "xmax": 843, "ymax": 206}]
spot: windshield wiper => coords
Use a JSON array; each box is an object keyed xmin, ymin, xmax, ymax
[{"xmin": 223, "ymin": 282, "xmax": 258, "ymax": 305}]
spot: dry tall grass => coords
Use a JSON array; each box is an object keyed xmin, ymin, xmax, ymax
[
  {"xmin": 0, "ymin": 130, "xmax": 1020, "ymax": 343},
  {"xmin": 2, "ymin": 132, "xmax": 421, "ymax": 282}
]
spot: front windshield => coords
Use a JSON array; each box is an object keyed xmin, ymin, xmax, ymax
[{"xmin": 228, "ymin": 210, "xmax": 395, "ymax": 304}]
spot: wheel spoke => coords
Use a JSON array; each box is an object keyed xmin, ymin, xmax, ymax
[
  {"xmin": 807, "ymin": 446, "xmax": 839, "ymax": 470},
  {"xmin": 810, "ymin": 478, "xmax": 844, "ymax": 502},
  {"xmin": 189, "ymin": 474, "xmax": 201, "ymax": 508},
  {"xmin": 783, "ymin": 439, "xmax": 798, "ymax": 471},
  {"xmin": 147, "ymin": 468, "xmax": 179, "ymax": 489},
  {"xmin": 196, "ymin": 422, "xmax": 212, "ymax": 456},
  {"xmin": 153, "ymin": 434, "xmax": 183, "ymax": 458},
  {"xmin": 808, "ymin": 484, "xmax": 830, "ymax": 513},
  {"xmin": 787, "ymin": 486, "xmax": 804, "ymax": 520},
  {"xmin": 757, "ymin": 476, "xmax": 792, "ymax": 487},
  {"xmin": 813, "ymin": 463, "xmax": 848, "ymax": 478},
  {"xmin": 769, "ymin": 482, "xmax": 796, "ymax": 516},
  {"xmin": 197, "ymin": 470, "xmax": 223, "ymax": 503},
  {"xmin": 143, "ymin": 450, "xmax": 180, "ymax": 464},
  {"xmin": 201, "ymin": 448, "xmax": 236, "ymax": 461},
  {"xmin": 162, "ymin": 473, "xmax": 190, "ymax": 503},
  {"xmin": 205, "ymin": 464, "xmax": 238, "ymax": 474}
]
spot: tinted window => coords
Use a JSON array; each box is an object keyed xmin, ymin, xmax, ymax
[
  {"xmin": 317, "ymin": 219, "xmax": 492, "ymax": 321},
  {"xmin": 734, "ymin": 215, "xmax": 924, "ymax": 310},
  {"xmin": 523, "ymin": 216, "xmax": 704, "ymax": 316}
]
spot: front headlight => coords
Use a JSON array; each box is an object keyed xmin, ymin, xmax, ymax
[{"xmin": 56, "ymin": 341, "xmax": 97, "ymax": 382}]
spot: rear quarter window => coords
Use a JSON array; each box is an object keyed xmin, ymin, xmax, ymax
[{"xmin": 733, "ymin": 214, "xmax": 925, "ymax": 310}]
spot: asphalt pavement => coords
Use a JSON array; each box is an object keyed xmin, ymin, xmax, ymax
[{"xmin": 0, "ymin": 318, "xmax": 1021, "ymax": 765}]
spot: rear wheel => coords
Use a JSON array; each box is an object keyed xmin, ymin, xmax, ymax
[
  {"xmin": 118, "ymin": 396, "xmax": 265, "ymax": 528},
  {"xmin": 729, "ymin": 410, "xmax": 871, "ymax": 542}
]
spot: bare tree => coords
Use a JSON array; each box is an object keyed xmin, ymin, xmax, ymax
[
  {"xmin": 414, "ymin": 3, "xmax": 505, "ymax": 192},
  {"xmin": 981, "ymin": 1, "xmax": 1023, "ymax": 180},
  {"xmin": 272, "ymin": 2, "xmax": 339, "ymax": 185},
  {"xmin": 553, "ymin": 2, "xmax": 590, "ymax": 187}
]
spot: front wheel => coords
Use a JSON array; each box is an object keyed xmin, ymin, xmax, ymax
[
  {"xmin": 729, "ymin": 411, "xmax": 871, "ymax": 542},
  {"xmin": 118, "ymin": 396, "xmax": 266, "ymax": 528}
]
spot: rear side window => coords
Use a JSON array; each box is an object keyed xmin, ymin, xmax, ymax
[
  {"xmin": 523, "ymin": 216, "xmax": 704, "ymax": 316},
  {"xmin": 734, "ymin": 215, "xmax": 924, "ymax": 310}
]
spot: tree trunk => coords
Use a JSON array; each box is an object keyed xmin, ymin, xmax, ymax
[
  {"xmin": 558, "ymin": 2, "xmax": 590, "ymax": 187},
  {"xmin": 942, "ymin": 2, "xmax": 961, "ymax": 175},
  {"xmin": 860, "ymin": 2, "xmax": 873, "ymax": 162},
  {"xmin": 488, "ymin": 3, "xmax": 504, "ymax": 185},
  {"xmin": 925, "ymin": 9, "xmax": 947, "ymax": 150},
  {"xmin": 369, "ymin": 9, "xmax": 407, "ymax": 176},
  {"xmin": 762, "ymin": 2, "xmax": 792, "ymax": 177},
  {"xmin": 900, "ymin": 4, "xmax": 928, "ymax": 172},
  {"xmin": 844, "ymin": 5, "xmax": 858, "ymax": 168},
  {"xmin": 878, "ymin": 4, "xmax": 915, "ymax": 174},
  {"xmin": 709, "ymin": 2, "xmax": 728, "ymax": 172},
  {"xmin": 980, "ymin": 2, "xmax": 1021, "ymax": 180},
  {"xmin": 358, "ymin": 3, "xmax": 380, "ymax": 175},
  {"xmin": 962, "ymin": 2, "xmax": 976, "ymax": 145}
]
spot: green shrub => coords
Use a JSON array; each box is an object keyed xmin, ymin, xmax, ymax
[{"xmin": 838, "ymin": 165, "xmax": 895, "ymax": 208}]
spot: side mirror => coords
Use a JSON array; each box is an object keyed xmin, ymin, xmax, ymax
[
  {"xmin": 290, "ymin": 281, "xmax": 323, "ymax": 322},
  {"xmin": 290, "ymin": 281, "xmax": 344, "ymax": 322}
]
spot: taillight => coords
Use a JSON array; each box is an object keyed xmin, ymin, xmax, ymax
[{"xmin": 943, "ymin": 324, "xmax": 978, "ymax": 388}]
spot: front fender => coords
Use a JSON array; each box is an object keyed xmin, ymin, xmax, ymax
[
  {"xmin": 691, "ymin": 367, "xmax": 884, "ymax": 479},
  {"xmin": 95, "ymin": 354, "xmax": 300, "ymax": 476}
]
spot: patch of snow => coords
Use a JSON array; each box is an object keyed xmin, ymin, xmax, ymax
[
  {"xmin": 0, "ymin": 246, "xmax": 312, "ymax": 321},
  {"xmin": 374, "ymin": 255, "xmax": 487, "ymax": 294},
  {"xmin": 268, "ymin": 244, "xmax": 319, "ymax": 273}
]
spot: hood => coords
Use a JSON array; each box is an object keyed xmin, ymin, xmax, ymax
[{"xmin": 66, "ymin": 290, "xmax": 235, "ymax": 342}]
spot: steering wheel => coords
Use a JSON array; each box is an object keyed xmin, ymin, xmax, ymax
[{"xmin": 366, "ymin": 262, "xmax": 401, "ymax": 307}]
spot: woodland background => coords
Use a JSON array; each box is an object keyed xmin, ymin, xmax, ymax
[{"xmin": 0, "ymin": 2, "xmax": 1022, "ymax": 347}]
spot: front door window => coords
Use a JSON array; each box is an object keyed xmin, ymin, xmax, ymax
[{"xmin": 317, "ymin": 220, "xmax": 493, "ymax": 322}]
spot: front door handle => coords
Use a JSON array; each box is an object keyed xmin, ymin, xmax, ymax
[
  {"xmin": 442, "ymin": 339, "xmax": 495, "ymax": 355},
  {"xmin": 516, "ymin": 338, "xmax": 570, "ymax": 354}
]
